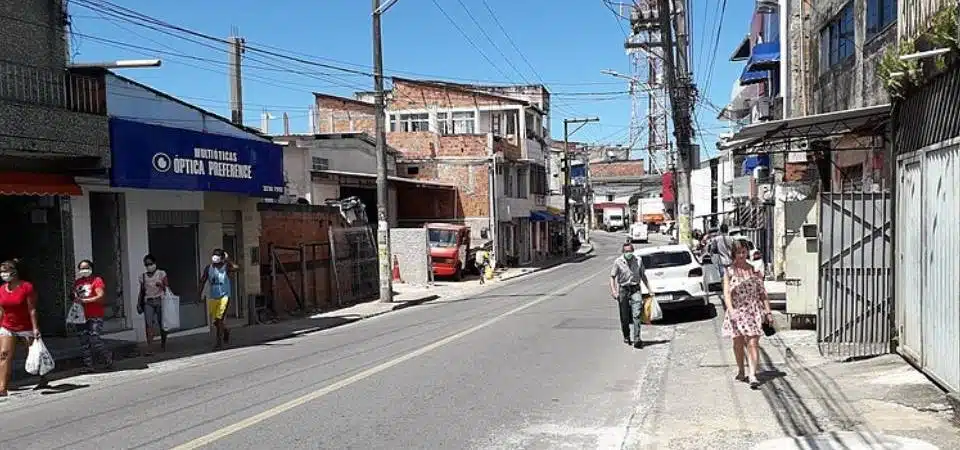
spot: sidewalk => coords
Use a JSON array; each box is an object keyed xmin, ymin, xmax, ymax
[
  {"xmin": 646, "ymin": 322, "xmax": 960, "ymax": 449},
  {"xmin": 13, "ymin": 244, "xmax": 593, "ymax": 387}
]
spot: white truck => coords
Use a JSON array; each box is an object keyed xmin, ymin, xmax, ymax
[{"xmin": 601, "ymin": 204, "xmax": 627, "ymax": 232}]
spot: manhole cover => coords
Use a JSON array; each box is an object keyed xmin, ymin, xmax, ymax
[{"xmin": 752, "ymin": 432, "xmax": 938, "ymax": 449}]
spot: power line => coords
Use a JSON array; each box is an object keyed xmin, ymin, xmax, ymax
[
  {"xmin": 478, "ymin": 0, "xmax": 546, "ymax": 85},
  {"xmin": 452, "ymin": 0, "xmax": 529, "ymax": 83},
  {"xmin": 427, "ymin": 0, "xmax": 515, "ymax": 83}
]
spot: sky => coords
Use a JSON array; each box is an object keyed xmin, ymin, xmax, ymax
[{"xmin": 68, "ymin": 0, "xmax": 756, "ymax": 160}]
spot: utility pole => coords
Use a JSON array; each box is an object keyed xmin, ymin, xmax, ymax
[
  {"xmin": 372, "ymin": 0, "xmax": 393, "ymax": 302},
  {"xmin": 655, "ymin": 0, "xmax": 695, "ymax": 245},
  {"xmin": 563, "ymin": 117, "xmax": 599, "ymax": 256},
  {"xmin": 228, "ymin": 32, "xmax": 245, "ymax": 125}
]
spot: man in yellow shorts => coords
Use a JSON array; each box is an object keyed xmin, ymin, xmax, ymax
[{"xmin": 199, "ymin": 248, "xmax": 238, "ymax": 349}]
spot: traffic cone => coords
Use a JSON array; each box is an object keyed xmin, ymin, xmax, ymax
[{"xmin": 392, "ymin": 255, "xmax": 402, "ymax": 282}]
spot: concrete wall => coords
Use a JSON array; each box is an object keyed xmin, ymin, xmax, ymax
[
  {"xmin": 690, "ymin": 166, "xmax": 713, "ymax": 230},
  {"xmin": 390, "ymin": 228, "xmax": 431, "ymax": 285},
  {"xmin": 71, "ymin": 184, "xmax": 205, "ymax": 342},
  {"xmin": 0, "ymin": 0, "xmax": 67, "ymax": 69}
]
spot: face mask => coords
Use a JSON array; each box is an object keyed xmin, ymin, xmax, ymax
[
  {"xmin": 0, "ymin": 272, "xmax": 11, "ymax": 282},
  {"xmin": 145, "ymin": 264, "xmax": 157, "ymax": 272},
  {"xmin": 623, "ymin": 252, "xmax": 634, "ymax": 260},
  {"xmin": 211, "ymin": 256, "xmax": 222, "ymax": 264},
  {"xmin": 77, "ymin": 269, "xmax": 92, "ymax": 278}
]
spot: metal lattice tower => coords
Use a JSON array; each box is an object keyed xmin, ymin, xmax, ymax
[{"xmin": 625, "ymin": 1, "xmax": 671, "ymax": 174}]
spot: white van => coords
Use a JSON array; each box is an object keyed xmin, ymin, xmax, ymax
[{"xmin": 629, "ymin": 222, "xmax": 649, "ymax": 244}]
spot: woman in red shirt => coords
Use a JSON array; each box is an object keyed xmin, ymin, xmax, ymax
[
  {"xmin": 0, "ymin": 259, "xmax": 41, "ymax": 396},
  {"xmin": 73, "ymin": 260, "xmax": 114, "ymax": 372}
]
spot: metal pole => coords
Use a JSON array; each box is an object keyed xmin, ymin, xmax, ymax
[
  {"xmin": 373, "ymin": 0, "xmax": 393, "ymax": 302},
  {"xmin": 563, "ymin": 121, "xmax": 571, "ymax": 256},
  {"xmin": 584, "ymin": 154, "xmax": 592, "ymax": 243}
]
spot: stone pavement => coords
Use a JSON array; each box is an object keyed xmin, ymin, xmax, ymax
[{"xmin": 638, "ymin": 311, "xmax": 960, "ymax": 449}]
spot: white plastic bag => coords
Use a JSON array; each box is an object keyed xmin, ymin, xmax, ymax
[
  {"xmin": 65, "ymin": 302, "xmax": 86, "ymax": 325},
  {"xmin": 644, "ymin": 296, "xmax": 664, "ymax": 322},
  {"xmin": 161, "ymin": 288, "xmax": 180, "ymax": 331},
  {"xmin": 25, "ymin": 339, "xmax": 55, "ymax": 376}
]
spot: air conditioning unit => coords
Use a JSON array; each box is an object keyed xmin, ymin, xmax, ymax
[{"xmin": 751, "ymin": 97, "xmax": 773, "ymax": 122}]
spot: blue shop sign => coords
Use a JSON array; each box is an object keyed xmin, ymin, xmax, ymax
[{"xmin": 109, "ymin": 118, "xmax": 285, "ymax": 196}]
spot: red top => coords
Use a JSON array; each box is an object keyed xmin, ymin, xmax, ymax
[
  {"xmin": 74, "ymin": 276, "xmax": 106, "ymax": 319},
  {"xmin": 0, "ymin": 281, "xmax": 35, "ymax": 332}
]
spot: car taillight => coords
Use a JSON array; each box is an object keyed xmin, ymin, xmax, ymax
[{"xmin": 688, "ymin": 268, "xmax": 703, "ymax": 277}]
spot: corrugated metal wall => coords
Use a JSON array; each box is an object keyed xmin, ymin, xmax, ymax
[{"xmin": 896, "ymin": 143, "xmax": 960, "ymax": 393}]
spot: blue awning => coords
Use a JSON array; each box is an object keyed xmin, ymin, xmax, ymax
[
  {"xmin": 530, "ymin": 210, "xmax": 553, "ymax": 222},
  {"xmin": 739, "ymin": 65, "xmax": 768, "ymax": 86},
  {"xmin": 746, "ymin": 41, "xmax": 780, "ymax": 71}
]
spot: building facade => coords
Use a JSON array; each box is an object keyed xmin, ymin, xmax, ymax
[
  {"xmin": 0, "ymin": 0, "xmax": 110, "ymax": 335},
  {"xmin": 70, "ymin": 73, "xmax": 284, "ymax": 342}
]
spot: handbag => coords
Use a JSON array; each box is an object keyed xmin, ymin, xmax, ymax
[
  {"xmin": 762, "ymin": 318, "xmax": 776, "ymax": 337},
  {"xmin": 66, "ymin": 302, "xmax": 86, "ymax": 325}
]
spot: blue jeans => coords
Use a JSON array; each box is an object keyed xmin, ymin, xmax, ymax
[
  {"xmin": 617, "ymin": 285, "xmax": 643, "ymax": 342},
  {"xmin": 79, "ymin": 318, "xmax": 113, "ymax": 368}
]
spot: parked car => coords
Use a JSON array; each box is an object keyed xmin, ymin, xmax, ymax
[
  {"xmin": 634, "ymin": 244, "xmax": 710, "ymax": 314},
  {"xmin": 629, "ymin": 222, "xmax": 649, "ymax": 244}
]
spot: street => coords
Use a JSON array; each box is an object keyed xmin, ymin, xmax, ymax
[{"xmin": 0, "ymin": 232, "xmax": 956, "ymax": 449}]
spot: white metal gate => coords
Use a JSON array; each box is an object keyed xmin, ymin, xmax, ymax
[
  {"xmin": 817, "ymin": 190, "xmax": 893, "ymax": 360},
  {"xmin": 896, "ymin": 142, "xmax": 960, "ymax": 393}
]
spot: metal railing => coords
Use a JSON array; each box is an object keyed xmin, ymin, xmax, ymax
[{"xmin": 0, "ymin": 59, "xmax": 105, "ymax": 115}]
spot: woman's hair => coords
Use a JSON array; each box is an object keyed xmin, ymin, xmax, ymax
[
  {"xmin": 0, "ymin": 258, "xmax": 21, "ymax": 272},
  {"xmin": 731, "ymin": 239, "xmax": 750, "ymax": 257},
  {"xmin": 77, "ymin": 259, "xmax": 94, "ymax": 269},
  {"xmin": 143, "ymin": 254, "xmax": 156, "ymax": 264}
]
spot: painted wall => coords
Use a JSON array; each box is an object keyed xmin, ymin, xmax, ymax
[
  {"xmin": 72, "ymin": 184, "xmax": 204, "ymax": 342},
  {"xmin": 390, "ymin": 228, "xmax": 431, "ymax": 285},
  {"xmin": 690, "ymin": 166, "xmax": 713, "ymax": 230}
]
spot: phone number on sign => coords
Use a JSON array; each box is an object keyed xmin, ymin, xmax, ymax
[{"xmin": 262, "ymin": 185, "xmax": 285, "ymax": 193}]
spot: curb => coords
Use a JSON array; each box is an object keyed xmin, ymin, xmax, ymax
[{"xmin": 496, "ymin": 246, "xmax": 595, "ymax": 282}]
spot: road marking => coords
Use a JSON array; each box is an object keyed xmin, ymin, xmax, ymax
[{"xmin": 171, "ymin": 270, "xmax": 606, "ymax": 449}]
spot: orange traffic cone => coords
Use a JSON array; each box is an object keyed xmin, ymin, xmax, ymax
[{"xmin": 392, "ymin": 255, "xmax": 402, "ymax": 282}]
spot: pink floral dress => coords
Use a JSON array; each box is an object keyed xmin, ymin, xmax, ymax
[{"xmin": 721, "ymin": 266, "xmax": 767, "ymax": 338}]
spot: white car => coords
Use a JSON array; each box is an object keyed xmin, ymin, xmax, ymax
[
  {"xmin": 629, "ymin": 222, "xmax": 649, "ymax": 244},
  {"xmin": 634, "ymin": 244, "xmax": 710, "ymax": 313}
]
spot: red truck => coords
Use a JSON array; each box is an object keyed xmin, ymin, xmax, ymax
[{"xmin": 426, "ymin": 223, "xmax": 471, "ymax": 280}]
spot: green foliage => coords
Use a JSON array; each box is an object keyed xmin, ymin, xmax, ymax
[
  {"xmin": 924, "ymin": 5, "xmax": 959, "ymax": 71},
  {"xmin": 877, "ymin": 40, "xmax": 921, "ymax": 99}
]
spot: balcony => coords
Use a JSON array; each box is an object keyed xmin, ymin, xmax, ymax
[{"xmin": 0, "ymin": 60, "xmax": 106, "ymax": 115}]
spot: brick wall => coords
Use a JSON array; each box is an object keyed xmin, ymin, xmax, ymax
[
  {"xmin": 591, "ymin": 160, "xmax": 646, "ymax": 179},
  {"xmin": 494, "ymin": 136, "xmax": 521, "ymax": 160},
  {"xmin": 396, "ymin": 184, "xmax": 460, "ymax": 226},
  {"xmin": 314, "ymin": 95, "xmax": 376, "ymax": 134},
  {"xmin": 258, "ymin": 203, "xmax": 344, "ymax": 312},
  {"xmin": 387, "ymin": 132, "xmax": 490, "ymax": 159},
  {"xmin": 391, "ymin": 79, "xmax": 526, "ymax": 110}
]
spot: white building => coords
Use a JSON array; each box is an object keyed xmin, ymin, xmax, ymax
[{"xmin": 71, "ymin": 72, "xmax": 284, "ymax": 342}]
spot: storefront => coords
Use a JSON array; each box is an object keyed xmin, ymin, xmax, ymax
[{"xmin": 72, "ymin": 117, "xmax": 283, "ymax": 342}]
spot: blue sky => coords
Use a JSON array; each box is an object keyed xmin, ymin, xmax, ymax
[{"xmin": 69, "ymin": 0, "xmax": 755, "ymax": 159}]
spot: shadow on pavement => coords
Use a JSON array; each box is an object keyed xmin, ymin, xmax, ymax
[{"xmin": 656, "ymin": 304, "xmax": 718, "ymax": 325}]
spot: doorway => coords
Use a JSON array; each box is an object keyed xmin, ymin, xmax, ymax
[
  {"xmin": 221, "ymin": 210, "xmax": 243, "ymax": 318},
  {"xmin": 89, "ymin": 192, "xmax": 128, "ymax": 332},
  {"xmin": 147, "ymin": 210, "xmax": 204, "ymax": 331}
]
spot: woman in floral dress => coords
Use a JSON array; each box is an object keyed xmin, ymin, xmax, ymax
[{"xmin": 721, "ymin": 240, "xmax": 772, "ymax": 389}]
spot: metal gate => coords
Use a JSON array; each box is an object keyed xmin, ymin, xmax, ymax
[
  {"xmin": 817, "ymin": 190, "xmax": 893, "ymax": 360},
  {"xmin": 329, "ymin": 225, "xmax": 378, "ymax": 305}
]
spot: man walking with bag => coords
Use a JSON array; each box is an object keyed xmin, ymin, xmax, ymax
[{"xmin": 609, "ymin": 242, "xmax": 653, "ymax": 349}]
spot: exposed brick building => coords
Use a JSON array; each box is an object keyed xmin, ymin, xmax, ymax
[{"xmin": 312, "ymin": 77, "xmax": 554, "ymax": 265}]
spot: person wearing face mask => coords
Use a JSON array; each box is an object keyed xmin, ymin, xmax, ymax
[
  {"xmin": 609, "ymin": 243, "xmax": 653, "ymax": 348},
  {"xmin": 198, "ymin": 249, "xmax": 238, "ymax": 349},
  {"xmin": 137, "ymin": 254, "xmax": 168, "ymax": 355},
  {"xmin": 73, "ymin": 259, "xmax": 114, "ymax": 372},
  {"xmin": 0, "ymin": 259, "xmax": 45, "ymax": 395}
]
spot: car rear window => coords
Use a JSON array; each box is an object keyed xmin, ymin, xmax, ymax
[{"xmin": 641, "ymin": 251, "xmax": 692, "ymax": 269}]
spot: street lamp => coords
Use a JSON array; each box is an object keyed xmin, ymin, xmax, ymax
[{"xmin": 67, "ymin": 59, "xmax": 162, "ymax": 69}]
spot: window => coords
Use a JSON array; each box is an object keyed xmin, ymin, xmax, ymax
[
  {"xmin": 491, "ymin": 113, "xmax": 502, "ymax": 136},
  {"xmin": 530, "ymin": 164, "xmax": 548, "ymax": 196},
  {"xmin": 311, "ymin": 157, "xmax": 329, "ymax": 171},
  {"xmin": 428, "ymin": 229, "xmax": 457, "ymax": 248},
  {"xmin": 505, "ymin": 111, "xmax": 518, "ymax": 135},
  {"xmin": 640, "ymin": 251, "xmax": 693, "ymax": 269},
  {"xmin": 438, "ymin": 111, "xmax": 476, "ymax": 135},
  {"xmin": 820, "ymin": 3, "xmax": 855, "ymax": 71},
  {"xmin": 389, "ymin": 113, "xmax": 429, "ymax": 132},
  {"xmin": 866, "ymin": 0, "xmax": 896, "ymax": 37},
  {"xmin": 406, "ymin": 166, "xmax": 419, "ymax": 176},
  {"xmin": 517, "ymin": 167, "xmax": 528, "ymax": 199},
  {"xmin": 502, "ymin": 167, "xmax": 514, "ymax": 197}
]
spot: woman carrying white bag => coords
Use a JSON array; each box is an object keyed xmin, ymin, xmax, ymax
[{"xmin": 0, "ymin": 259, "xmax": 50, "ymax": 396}]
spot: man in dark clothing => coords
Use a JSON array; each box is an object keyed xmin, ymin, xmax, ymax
[{"xmin": 609, "ymin": 243, "xmax": 654, "ymax": 348}]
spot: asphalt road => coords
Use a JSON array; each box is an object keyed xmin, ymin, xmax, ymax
[{"xmin": 0, "ymin": 232, "xmax": 692, "ymax": 450}]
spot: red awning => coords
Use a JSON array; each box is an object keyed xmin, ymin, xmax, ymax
[{"xmin": 0, "ymin": 172, "xmax": 82, "ymax": 196}]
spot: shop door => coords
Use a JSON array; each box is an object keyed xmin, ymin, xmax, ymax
[
  {"xmin": 221, "ymin": 210, "xmax": 243, "ymax": 318},
  {"xmin": 147, "ymin": 211, "xmax": 204, "ymax": 330},
  {"xmin": 89, "ymin": 192, "xmax": 128, "ymax": 332}
]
